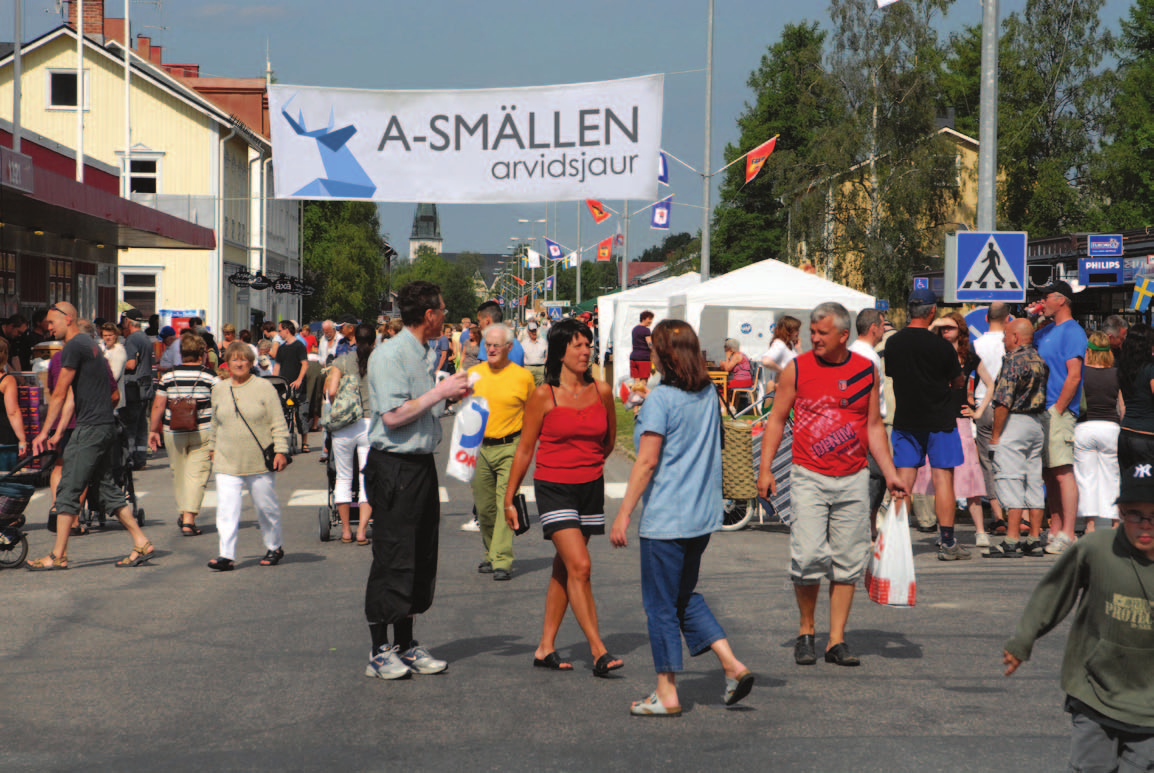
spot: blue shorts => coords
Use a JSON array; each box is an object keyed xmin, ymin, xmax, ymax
[{"xmin": 891, "ymin": 428, "xmax": 964, "ymax": 469}]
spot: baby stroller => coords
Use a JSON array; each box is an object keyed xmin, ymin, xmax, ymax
[
  {"xmin": 265, "ymin": 376, "xmax": 303, "ymax": 455},
  {"xmin": 0, "ymin": 452, "xmax": 56, "ymax": 569},
  {"xmin": 317, "ymin": 445, "xmax": 369, "ymax": 541},
  {"xmin": 77, "ymin": 416, "xmax": 145, "ymax": 530}
]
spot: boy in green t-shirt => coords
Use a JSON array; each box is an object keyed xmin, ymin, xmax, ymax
[{"xmin": 1003, "ymin": 463, "xmax": 1154, "ymax": 770}]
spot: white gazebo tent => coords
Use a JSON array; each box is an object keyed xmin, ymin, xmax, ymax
[
  {"xmin": 597, "ymin": 272, "xmax": 701, "ymax": 391},
  {"xmin": 667, "ymin": 259, "xmax": 876, "ymax": 364}
]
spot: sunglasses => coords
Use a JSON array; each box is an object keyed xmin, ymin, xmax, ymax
[{"xmin": 1122, "ymin": 513, "xmax": 1154, "ymax": 526}]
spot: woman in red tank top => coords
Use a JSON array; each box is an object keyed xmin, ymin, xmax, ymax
[{"xmin": 504, "ymin": 318, "xmax": 623, "ymax": 676}]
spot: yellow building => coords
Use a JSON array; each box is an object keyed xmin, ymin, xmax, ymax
[
  {"xmin": 795, "ymin": 127, "xmax": 979, "ymax": 294},
  {"xmin": 0, "ymin": 20, "xmax": 300, "ymax": 332}
]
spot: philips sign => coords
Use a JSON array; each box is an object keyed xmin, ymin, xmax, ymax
[
  {"xmin": 1078, "ymin": 258, "xmax": 1123, "ymax": 287},
  {"xmin": 1088, "ymin": 234, "xmax": 1124, "ymax": 257}
]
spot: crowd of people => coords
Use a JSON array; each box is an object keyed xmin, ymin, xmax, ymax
[{"xmin": 4, "ymin": 277, "xmax": 1151, "ymax": 765}]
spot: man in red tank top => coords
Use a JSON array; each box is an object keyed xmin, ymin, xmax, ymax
[{"xmin": 758, "ymin": 302, "xmax": 907, "ymax": 668}]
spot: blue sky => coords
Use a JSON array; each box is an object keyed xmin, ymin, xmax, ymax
[{"xmin": 6, "ymin": 0, "xmax": 1134, "ymax": 264}]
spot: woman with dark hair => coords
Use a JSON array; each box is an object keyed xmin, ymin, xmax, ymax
[
  {"xmin": 149, "ymin": 332, "xmax": 220, "ymax": 536},
  {"xmin": 324, "ymin": 322, "xmax": 376, "ymax": 544},
  {"xmin": 503, "ymin": 317, "xmax": 622, "ymax": 676},
  {"xmin": 1117, "ymin": 323, "xmax": 1154, "ymax": 470},
  {"xmin": 610, "ymin": 320, "xmax": 753, "ymax": 716}
]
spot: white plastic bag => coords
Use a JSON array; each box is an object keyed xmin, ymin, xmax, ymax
[
  {"xmin": 865, "ymin": 498, "xmax": 917, "ymax": 607},
  {"xmin": 445, "ymin": 396, "xmax": 490, "ymax": 483}
]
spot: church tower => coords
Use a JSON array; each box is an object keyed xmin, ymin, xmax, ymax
[{"xmin": 408, "ymin": 203, "xmax": 443, "ymax": 261}]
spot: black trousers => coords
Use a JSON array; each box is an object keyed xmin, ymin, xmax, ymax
[
  {"xmin": 1118, "ymin": 428, "xmax": 1154, "ymax": 472},
  {"xmin": 364, "ymin": 449, "xmax": 440, "ymax": 625}
]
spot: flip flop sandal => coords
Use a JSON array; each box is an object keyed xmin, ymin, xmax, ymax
[
  {"xmin": 340, "ymin": 537, "xmax": 355, "ymax": 544},
  {"xmin": 593, "ymin": 652, "xmax": 624, "ymax": 677},
  {"xmin": 116, "ymin": 542, "xmax": 156, "ymax": 568},
  {"xmin": 630, "ymin": 692, "xmax": 681, "ymax": 717},
  {"xmin": 356, "ymin": 539, "xmax": 370, "ymax": 546},
  {"xmin": 533, "ymin": 652, "xmax": 573, "ymax": 671},
  {"xmin": 724, "ymin": 670, "xmax": 755, "ymax": 706},
  {"xmin": 27, "ymin": 552, "xmax": 69, "ymax": 571}
]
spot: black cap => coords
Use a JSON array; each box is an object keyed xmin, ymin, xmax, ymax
[
  {"xmin": 337, "ymin": 314, "xmax": 358, "ymax": 326},
  {"xmin": 1118, "ymin": 463, "xmax": 1154, "ymax": 504},
  {"xmin": 121, "ymin": 309, "xmax": 145, "ymax": 322},
  {"xmin": 1037, "ymin": 279, "xmax": 1075, "ymax": 300}
]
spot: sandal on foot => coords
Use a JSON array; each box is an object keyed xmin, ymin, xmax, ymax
[
  {"xmin": 356, "ymin": 538, "xmax": 370, "ymax": 546},
  {"xmin": 27, "ymin": 552, "xmax": 69, "ymax": 571},
  {"xmin": 630, "ymin": 692, "xmax": 681, "ymax": 717},
  {"xmin": 178, "ymin": 518, "xmax": 202, "ymax": 537},
  {"xmin": 260, "ymin": 547, "xmax": 285, "ymax": 567},
  {"xmin": 992, "ymin": 519, "xmax": 1008, "ymax": 535},
  {"xmin": 340, "ymin": 536, "xmax": 355, "ymax": 544},
  {"xmin": 533, "ymin": 652, "xmax": 573, "ymax": 671},
  {"xmin": 70, "ymin": 523, "xmax": 90, "ymax": 537},
  {"xmin": 724, "ymin": 669, "xmax": 755, "ymax": 706},
  {"xmin": 301, "ymin": 444, "xmax": 310, "ymax": 453},
  {"xmin": 207, "ymin": 557, "xmax": 234, "ymax": 572},
  {"xmin": 593, "ymin": 652, "xmax": 624, "ymax": 677},
  {"xmin": 116, "ymin": 542, "xmax": 156, "ymax": 567}
]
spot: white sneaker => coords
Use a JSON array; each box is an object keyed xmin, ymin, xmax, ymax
[
  {"xmin": 399, "ymin": 641, "xmax": 448, "ymax": 675},
  {"xmin": 460, "ymin": 517, "xmax": 480, "ymax": 532},
  {"xmin": 1044, "ymin": 532, "xmax": 1074, "ymax": 555},
  {"xmin": 975, "ymin": 532, "xmax": 990, "ymax": 554},
  {"xmin": 365, "ymin": 645, "xmax": 412, "ymax": 680}
]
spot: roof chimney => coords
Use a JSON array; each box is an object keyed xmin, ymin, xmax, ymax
[
  {"xmin": 149, "ymin": 45, "xmax": 162, "ymax": 64},
  {"xmin": 104, "ymin": 17, "xmax": 126, "ymax": 46},
  {"xmin": 136, "ymin": 34, "xmax": 151, "ymax": 61},
  {"xmin": 66, "ymin": 0, "xmax": 105, "ymax": 38}
]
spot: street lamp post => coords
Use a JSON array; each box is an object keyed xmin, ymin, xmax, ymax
[{"xmin": 516, "ymin": 217, "xmax": 546, "ymax": 322}]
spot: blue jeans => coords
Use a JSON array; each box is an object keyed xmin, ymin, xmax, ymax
[{"xmin": 640, "ymin": 535, "xmax": 726, "ymax": 673}]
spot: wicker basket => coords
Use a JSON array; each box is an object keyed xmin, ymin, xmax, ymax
[
  {"xmin": 721, "ymin": 418, "xmax": 758, "ymax": 500},
  {"xmin": 0, "ymin": 480, "xmax": 34, "ymax": 520}
]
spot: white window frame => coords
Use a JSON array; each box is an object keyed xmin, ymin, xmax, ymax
[
  {"xmin": 117, "ymin": 148, "xmax": 165, "ymax": 196},
  {"xmin": 118, "ymin": 266, "xmax": 164, "ymax": 314},
  {"xmin": 45, "ymin": 68, "xmax": 91, "ymax": 111}
]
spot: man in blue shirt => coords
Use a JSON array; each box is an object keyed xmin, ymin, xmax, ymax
[
  {"xmin": 1032, "ymin": 280, "xmax": 1087, "ymax": 556},
  {"xmin": 476, "ymin": 301, "xmax": 525, "ymax": 366}
]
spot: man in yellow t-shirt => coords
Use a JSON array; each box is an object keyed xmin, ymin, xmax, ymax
[{"xmin": 469, "ymin": 323, "xmax": 537, "ymax": 581}]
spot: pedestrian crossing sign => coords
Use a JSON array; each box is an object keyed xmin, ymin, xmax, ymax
[{"xmin": 947, "ymin": 231, "xmax": 1027, "ymax": 303}]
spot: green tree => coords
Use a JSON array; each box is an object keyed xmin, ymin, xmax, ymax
[
  {"xmin": 1094, "ymin": 0, "xmax": 1154, "ymax": 229},
  {"xmin": 817, "ymin": 0, "xmax": 960, "ymax": 302},
  {"xmin": 302, "ymin": 201, "xmax": 388, "ymax": 322},
  {"xmin": 937, "ymin": 24, "xmax": 982, "ymax": 138},
  {"xmin": 389, "ymin": 247, "xmax": 480, "ymax": 322},
  {"xmin": 998, "ymin": 0, "xmax": 1114, "ymax": 235},
  {"xmin": 712, "ymin": 22, "xmax": 845, "ymax": 275},
  {"xmin": 637, "ymin": 232, "xmax": 694, "ymax": 264}
]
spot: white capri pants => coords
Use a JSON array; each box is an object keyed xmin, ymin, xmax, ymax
[
  {"xmin": 214, "ymin": 472, "xmax": 282, "ymax": 561},
  {"xmin": 331, "ymin": 418, "xmax": 370, "ymax": 504},
  {"xmin": 1074, "ymin": 420, "xmax": 1120, "ymax": 519}
]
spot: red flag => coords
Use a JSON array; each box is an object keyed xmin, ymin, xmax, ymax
[
  {"xmin": 597, "ymin": 237, "xmax": 613, "ymax": 261},
  {"xmin": 513, "ymin": 275, "xmax": 527, "ymax": 286},
  {"xmin": 586, "ymin": 199, "xmax": 611, "ymax": 224},
  {"xmin": 745, "ymin": 137, "xmax": 777, "ymax": 184}
]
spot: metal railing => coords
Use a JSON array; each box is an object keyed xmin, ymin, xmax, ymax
[{"xmin": 130, "ymin": 193, "xmax": 216, "ymax": 230}]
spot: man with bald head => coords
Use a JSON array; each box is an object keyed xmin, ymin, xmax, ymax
[
  {"xmin": 28, "ymin": 303, "xmax": 155, "ymax": 570},
  {"xmin": 987, "ymin": 319, "xmax": 1050, "ymax": 558}
]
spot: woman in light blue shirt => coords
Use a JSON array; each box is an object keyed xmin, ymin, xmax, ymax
[{"xmin": 610, "ymin": 320, "xmax": 753, "ymax": 716}]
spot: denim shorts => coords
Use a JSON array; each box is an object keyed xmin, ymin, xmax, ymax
[{"xmin": 892, "ymin": 427, "xmax": 964, "ymax": 469}]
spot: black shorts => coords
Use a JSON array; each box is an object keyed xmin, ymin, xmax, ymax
[{"xmin": 534, "ymin": 477, "xmax": 605, "ymax": 539}]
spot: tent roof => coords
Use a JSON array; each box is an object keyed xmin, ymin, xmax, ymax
[{"xmin": 672, "ymin": 259, "xmax": 874, "ymax": 310}]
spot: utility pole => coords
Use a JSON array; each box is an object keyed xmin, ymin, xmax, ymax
[
  {"xmin": 576, "ymin": 200, "xmax": 582, "ymax": 305},
  {"xmin": 700, "ymin": 0, "xmax": 714, "ymax": 280},
  {"xmin": 620, "ymin": 200, "xmax": 629, "ymax": 290},
  {"xmin": 977, "ymin": 0, "xmax": 999, "ymax": 231}
]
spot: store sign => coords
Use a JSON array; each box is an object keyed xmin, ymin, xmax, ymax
[
  {"xmin": 1078, "ymin": 258, "xmax": 1123, "ymax": 287},
  {"xmin": 0, "ymin": 147, "xmax": 34, "ymax": 194},
  {"xmin": 248, "ymin": 272, "xmax": 273, "ymax": 291},
  {"xmin": 273, "ymin": 275, "xmax": 295, "ymax": 294},
  {"xmin": 1087, "ymin": 234, "xmax": 1124, "ymax": 257},
  {"xmin": 228, "ymin": 268, "xmax": 253, "ymax": 288}
]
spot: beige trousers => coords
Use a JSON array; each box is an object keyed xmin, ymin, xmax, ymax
[{"xmin": 166, "ymin": 430, "xmax": 212, "ymax": 514}]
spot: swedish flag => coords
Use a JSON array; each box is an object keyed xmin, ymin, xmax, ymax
[{"xmin": 1132, "ymin": 277, "xmax": 1154, "ymax": 312}]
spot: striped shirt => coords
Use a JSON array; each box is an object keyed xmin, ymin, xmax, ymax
[
  {"xmin": 368, "ymin": 327, "xmax": 443, "ymax": 454},
  {"xmin": 155, "ymin": 364, "xmax": 220, "ymax": 432}
]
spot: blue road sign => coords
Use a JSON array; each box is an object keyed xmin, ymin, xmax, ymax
[
  {"xmin": 875, "ymin": 299, "xmax": 890, "ymax": 311},
  {"xmin": 913, "ymin": 277, "xmax": 929, "ymax": 291},
  {"xmin": 547, "ymin": 306, "xmax": 562, "ymax": 321},
  {"xmin": 955, "ymin": 232, "xmax": 1027, "ymax": 302},
  {"xmin": 1087, "ymin": 234, "xmax": 1123, "ymax": 257}
]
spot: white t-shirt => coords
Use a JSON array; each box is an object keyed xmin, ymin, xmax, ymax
[
  {"xmin": 521, "ymin": 335, "xmax": 548, "ymax": 366},
  {"xmin": 758, "ymin": 339, "xmax": 796, "ymax": 373},
  {"xmin": 850, "ymin": 339, "xmax": 886, "ymax": 419},
  {"xmin": 972, "ymin": 330, "xmax": 1006, "ymax": 402}
]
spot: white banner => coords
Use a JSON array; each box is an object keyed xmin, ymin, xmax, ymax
[{"xmin": 268, "ymin": 75, "xmax": 664, "ymax": 203}]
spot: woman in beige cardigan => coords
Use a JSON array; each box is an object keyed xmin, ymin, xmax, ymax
[{"xmin": 206, "ymin": 341, "xmax": 290, "ymax": 571}]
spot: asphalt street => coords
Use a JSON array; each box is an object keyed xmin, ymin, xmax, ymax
[{"xmin": 1, "ymin": 417, "xmax": 1075, "ymax": 772}]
